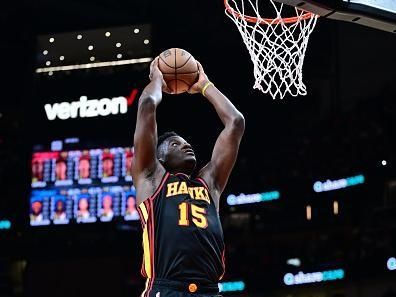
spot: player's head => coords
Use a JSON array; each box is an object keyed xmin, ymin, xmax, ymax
[
  {"xmin": 32, "ymin": 159, "xmax": 43, "ymax": 174},
  {"xmin": 79, "ymin": 157, "xmax": 90, "ymax": 178},
  {"xmin": 127, "ymin": 195, "xmax": 136, "ymax": 211},
  {"xmin": 157, "ymin": 131, "xmax": 196, "ymax": 175},
  {"xmin": 56, "ymin": 199, "xmax": 65, "ymax": 212},
  {"xmin": 55, "ymin": 159, "xmax": 67, "ymax": 179},
  {"xmin": 102, "ymin": 156, "xmax": 114, "ymax": 176},
  {"xmin": 102, "ymin": 195, "xmax": 113, "ymax": 210},
  {"xmin": 78, "ymin": 197, "xmax": 89, "ymax": 211},
  {"xmin": 31, "ymin": 201, "xmax": 42, "ymax": 215}
]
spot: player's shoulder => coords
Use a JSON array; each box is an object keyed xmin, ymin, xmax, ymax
[{"xmin": 134, "ymin": 165, "xmax": 168, "ymax": 205}]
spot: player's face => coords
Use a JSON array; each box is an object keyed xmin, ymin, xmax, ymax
[
  {"xmin": 126, "ymin": 155, "xmax": 133, "ymax": 172},
  {"xmin": 56, "ymin": 161, "xmax": 67, "ymax": 179},
  {"xmin": 103, "ymin": 158, "xmax": 114, "ymax": 176},
  {"xmin": 127, "ymin": 196, "xmax": 136, "ymax": 210},
  {"xmin": 79, "ymin": 159, "xmax": 90, "ymax": 178},
  {"xmin": 163, "ymin": 136, "xmax": 196, "ymax": 173},
  {"xmin": 32, "ymin": 161, "xmax": 43, "ymax": 174},
  {"xmin": 32, "ymin": 201, "xmax": 42, "ymax": 214},
  {"xmin": 56, "ymin": 200, "xmax": 64, "ymax": 212},
  {"xmin": 103, "ymin": 196, "xmax": 112, "ymax": 210},
  {"xmin": 79, "ymin": 198, "xmax": 89, "ymax": 211}
]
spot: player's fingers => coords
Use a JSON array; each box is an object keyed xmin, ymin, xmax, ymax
[{"xmin": 196, "ymin": 61, "xmax": 203, "ymax": 73}]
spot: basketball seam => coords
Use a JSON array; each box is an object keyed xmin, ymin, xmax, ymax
[
  {"xmin": 174, "ymin": 48, "xmax": 177, "ymax": 93},
  {"xmin": 159, "ymin": 55, "xmax": 173, "ymax": 68},
  {"xmin": 177, "ymin": 52, "xmax": 193, "ymax": 69}
]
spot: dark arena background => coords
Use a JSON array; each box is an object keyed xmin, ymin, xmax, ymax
[{"xmin": 1, "ymin": 0, "xmax": 396, "ymax": 296}]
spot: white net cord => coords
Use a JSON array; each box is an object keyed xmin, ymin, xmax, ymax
[{"xmin": 225, "ymin": 0, "xmax": 319, "ymax": 99}]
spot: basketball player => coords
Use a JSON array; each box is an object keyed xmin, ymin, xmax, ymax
[{"xmin": 132, "ymin": 57, "xmax": 245, "ymax": 297}]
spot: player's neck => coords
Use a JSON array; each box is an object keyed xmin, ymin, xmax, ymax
[{"xmin": 168, "ymin": 168, "xmax": 192, "ymax": 178}]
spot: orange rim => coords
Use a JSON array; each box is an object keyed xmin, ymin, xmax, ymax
[{"xmin": 224, "ymin": 0, "xmax": 315, "ymax": 25}]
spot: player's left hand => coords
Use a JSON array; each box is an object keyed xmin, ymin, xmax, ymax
[
  {"xmin": 149, "ymin": 57, "xmax": 172, "ymax": 94},
  {"xmin": 188, "ymin": 61, "xmax": 210, "ymax": 94}
]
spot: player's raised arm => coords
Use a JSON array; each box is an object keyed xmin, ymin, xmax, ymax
[
  {"xmin": 132, "ymin": 58, "xmax": 168, "ymax": 199},
  {"xmin": 191, "ymin": 62, "xmax": 245, "ymax": 204}
]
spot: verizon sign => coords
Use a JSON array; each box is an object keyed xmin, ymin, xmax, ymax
[{"xmin": 44, "ymin": 96, "xmax": 128, "ymax": 120}]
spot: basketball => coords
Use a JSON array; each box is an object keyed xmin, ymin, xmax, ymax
[{"xmin": 158, "ymin": 48, "xmax": 199, "ymax": 94}]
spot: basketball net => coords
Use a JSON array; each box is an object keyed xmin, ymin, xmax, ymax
[{"xmin": 225, "ymin": 0, "xmax": 319, "ymax": 99}]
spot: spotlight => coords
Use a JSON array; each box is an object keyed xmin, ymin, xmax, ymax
[
  {"xmin": 382, "ymin": 160, "xmax": 387, "ymax": 166},
  {"xmin": 144, "ymin": 39, "xmax": 150, "ymax": 44},
  {"xmin": 134, "ymin": 28, "xmax": 140, "ymax": 34},
  {"xmin": 43, "ymin": 50, "xmax": 48, "ymax": 55},
  {"xmin": 90, "ymin": 56, "xmax": 95, "ymax": 62},
  {"xmin": 117, "ymin": 54, "xmax": 122, "ymax": 59},
  {"xmin": 48, "ymin": 71, "xmax": 53, "ymax": 76},
  {"xmin": 59, "ymin": 56, "xmax": 65, "ymax": 61},
  {"xmin": 77, "ymin": 34, "xmax": 82, "ymax": 40},
  {"xmin": 46, "ymin": 61, "xmax": 51, "ymax": 66},
  {"xmin": 333, "ymin": 201, "xmax": 339, "ymax": 215},
  {"xmin": 116, "ymin": 42, "xmax": 122, "ymax": 48},
  {"xmin": 105, "ymin": 32, "xmax": 111, "ymax": 37},
  {"xmin": 49, "ymin": 37, "xmax": 55, "ymax": 43},
  {"xmin": 306, "ymin": 205, "xmax": 312, "ymax": 221},
  {"xmin": 88, "ymin": 45, "xmax": 94, "ymax": 51}
]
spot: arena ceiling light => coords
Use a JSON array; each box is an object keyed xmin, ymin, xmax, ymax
[{"xmin": 36, "ymin": 24, "xmax": 152, "ymax": 73}]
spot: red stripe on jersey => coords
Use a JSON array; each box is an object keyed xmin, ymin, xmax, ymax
[
  {"xmin": 136, "ymin": 206, "xmax": 145, "ymax": 228},
  {"xmin": 146, "ymin": 198, "xmax": 156, "ymax": 296},
  {"xmin": 149, "ymin": 172, "xmax": 170, "ymax": 202},
  {"xmin": 196, "ymin": 177, "xmax": 210, "ymax": 190}
]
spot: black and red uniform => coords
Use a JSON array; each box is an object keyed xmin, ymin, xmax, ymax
[{"xmin": 137, "ymin": 172, "xmax": 225, "ymax": 297}]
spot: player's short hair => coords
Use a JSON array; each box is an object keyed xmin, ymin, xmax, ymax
[
  {"xmin": 157, "ymin": 131, "xmax": 179, "ymax": 160},
  {"xmin": 157, "ymin": 131, "xmax": 179, "ymax": 148}
]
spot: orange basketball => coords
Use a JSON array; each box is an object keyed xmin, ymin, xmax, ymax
[{"xmin": 158, "ymin": 48, "xmax": 199, "ymax": 94}]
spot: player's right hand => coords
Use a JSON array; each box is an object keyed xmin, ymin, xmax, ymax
[
  {"xmin": 149, "ymin": 57, "xmax": 172, "ymax": 94},
  {"xmin": 187, "ymin": 61, "xmax": 210, "ymax": 95}
]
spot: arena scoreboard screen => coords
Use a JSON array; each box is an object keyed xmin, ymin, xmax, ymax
[
  {"xmin": 30, "ymin": 143, "xmax": 138, "ymax": 226},
  {"xmin": 29, "ymin": 25, "xmax": 153, "ymax": 226}
]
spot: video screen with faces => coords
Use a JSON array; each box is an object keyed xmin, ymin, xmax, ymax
[{"xmin": 30, "ymin": 146, "xmax": 138, "ymax": 226}]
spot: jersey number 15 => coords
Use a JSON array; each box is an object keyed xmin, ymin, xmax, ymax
[{"xmin": 178, "ymin": 202, "xmax": 208, "ymax": 229}]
